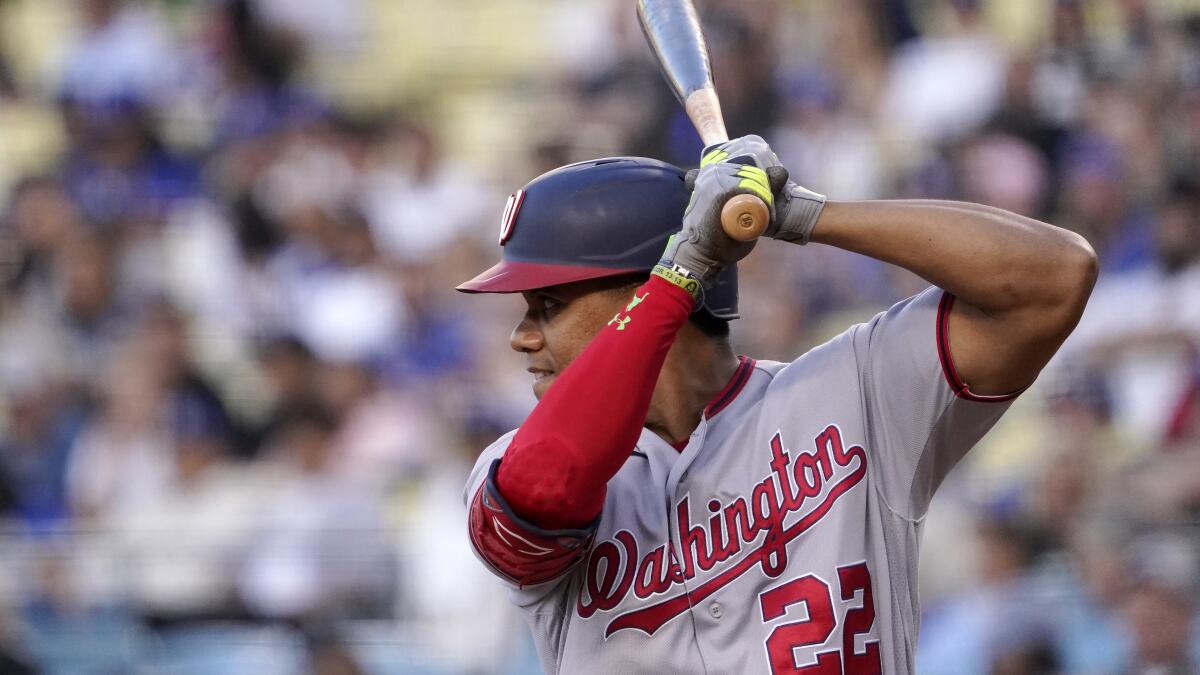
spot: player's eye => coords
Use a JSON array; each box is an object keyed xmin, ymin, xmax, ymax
[{"xmin": 538, "ymin": 294, "xmax": 564, "ymax": 316}]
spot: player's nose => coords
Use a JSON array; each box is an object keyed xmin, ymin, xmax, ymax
[{"xmin": 510, "ymin": 317, "xmax": 544, "ymax": 353}]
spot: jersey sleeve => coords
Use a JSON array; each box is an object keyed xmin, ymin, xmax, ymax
[
  {"xmin": 854, "ymin": 287, "xmax": 1020, "ymax": 519},
  {"xmin": 463, "ymin": 432, "xmax": 598, "ymax": 589}
]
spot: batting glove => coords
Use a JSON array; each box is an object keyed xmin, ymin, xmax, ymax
[
  {"xmin": 656, "ymin": 160, "xmax": 774, "ymax": 298},
  {"xmin": 704, "ymin": 134, "xmax": 828, "ymax": 246}
]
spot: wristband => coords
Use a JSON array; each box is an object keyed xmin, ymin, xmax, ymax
[
  {"xmin": 772, "ymin": 182, "xmax": 826, "ymax": 245},
  {"xmin": 652, "ymin": 263, "xmax": 703, "ymax": 302}
]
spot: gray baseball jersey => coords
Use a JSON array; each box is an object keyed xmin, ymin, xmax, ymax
[{"xmin": 465, "ymin": 287, "xmax": 1017, "ymax": 674}]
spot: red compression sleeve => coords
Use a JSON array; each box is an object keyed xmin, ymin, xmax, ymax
[{"xmin": 496, "ymin": 274, "xmax": 695, "ymax": 530}]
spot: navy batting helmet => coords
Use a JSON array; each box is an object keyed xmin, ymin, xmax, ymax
[{"xmin": 456, "ymin": 157, "xmax": 739, "ymax": 320}]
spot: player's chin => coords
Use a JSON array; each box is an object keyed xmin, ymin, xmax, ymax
[{"xmin": 532, "ymin": 374, "xmax": 556, "ymax": 399}]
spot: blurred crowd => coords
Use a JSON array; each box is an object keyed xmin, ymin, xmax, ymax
[{"xmin": 0, "ymin": 0, "xmax": 1197, "ymax": 673}]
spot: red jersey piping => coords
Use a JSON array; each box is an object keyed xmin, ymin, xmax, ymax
[
  {"xmin": 705, "ymin": 355, "xmax": 757, "ymax": 417},
  {"xmin": 665, "ymin": 355, "xmax": 755, "ymax": 454},
  {"xmin": 936, "ymin": 292, "xmax": 1021, "ymax": 403}
]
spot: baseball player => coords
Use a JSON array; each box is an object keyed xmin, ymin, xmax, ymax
[{"xmin": 457, "ymin": 137, "xmax": 1097, "ymax": 674}]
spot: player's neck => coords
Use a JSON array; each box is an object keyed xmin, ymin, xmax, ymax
[{"xmin": 645, "ymin": 330, "xmax": 739, "ymax": 446}]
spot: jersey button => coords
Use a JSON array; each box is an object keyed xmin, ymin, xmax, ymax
[{"xmin": 709, "ymin": 602, "xmax": 723, "ymax": 619}]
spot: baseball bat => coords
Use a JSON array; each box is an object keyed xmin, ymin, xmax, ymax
[{"xmin": 636, "ymin": 0, "xmax": 769, "ymax": 242}]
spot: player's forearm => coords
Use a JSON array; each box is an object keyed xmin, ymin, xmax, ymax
[
  {"xmin": 496, "ymin": 275, "xmax": 694, "ymax": 530},
  {"xmin": 809, "ymin": 200, "xmax": 1097, "ymax": 319}
]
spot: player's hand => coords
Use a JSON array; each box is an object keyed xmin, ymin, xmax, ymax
[
  {"xmin": 659, "ymin": 160, "xmax": 772, "ymax": 288},
  {"xmin": 704, "ymin": 134, "xmax": 828, "ymax": 246},
  {"xmin": 700, "ymin": 134, "xmax": 788, "ymax": 186}
]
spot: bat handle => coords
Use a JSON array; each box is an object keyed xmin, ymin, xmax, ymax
[
  {"xmin": 685, "ymin": 91, "xmax": 770, "ymax": 241},
  {"xmin": 720, "ymin": 194, "xmax": 769, "ymax": 241}
]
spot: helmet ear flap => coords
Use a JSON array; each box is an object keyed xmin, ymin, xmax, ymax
[
  {"xmin": 702, "ymin": 264, "xmax": 739, "ymax": 320},
  {"xmin": 689, "ymin": 304, "xmax": 733, "ymax": 338}
]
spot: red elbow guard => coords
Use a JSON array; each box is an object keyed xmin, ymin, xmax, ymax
[{"xmin": 468, "ymin": 460, "xmax": 598, "ymax": 587}]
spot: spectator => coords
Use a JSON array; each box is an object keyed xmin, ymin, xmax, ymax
[
  {"xmin": 1060, "ymin": 178, "xmax": 1200, "ymax": 437},
  {"xmin": 253, "ymin": 127, "xmax": 406, "ymax": 362},
  {"xmin": 56, "ymin": 0, "xmax": 179, "ymax": 108},
  {"xmin": 383, "ymin": 260, "xmax": 474, "ymax": 383},
  {"xmin": 203, "ymin": 0, "xmax": 325, "ymax": 146},
  {"xmin": 360, "ymin": 119, "xmax": 492, "ymax": 264},
  {"xmin": 0, "ymin": 373, "xmax": 85, "ymax": 524},
  {"xmin": 918, "ymin": 516, "xmax": 1048, "ymax": 675},
  {"xmin": 879, "ymin": 0, "xmax": 1008, "ymax": 147},
  {"xmin": 959, "ymin": 131, "xmax": 1050, "ymax": 217},
  {"xmin": 2, "ymin": 177, "xmax": 83, "ymax": 304},
  {"xmin": 112, "ymin": 383, "xmax": 261, "ymax": 626},
  {"xmin": 65, "ymin": 349, "xmax": 171, "ymax": 521},
  {"xmin": 1123, "ymin": 582, "xmax": 1197, "ymax": 674},
  {"xmin": 1063, "ymin": 519, "xmax": 1141, "ymax": 671},
  {"xmin": 247, "ymin": 336, "xmax": 318, "ymax": 452},
  {"xmin": 1120, "ymin": 533, "xmax": 1199, "ymax": 674},
  {"xmin": 771, "ymin": 70, "xmax": 884, "ymax": 201},
  {"xmin": 43, "ymin": 232, "xmax": 132, "ymax": 384},
  {"xmin": 57, "ymin": 95, "xmax": 200, "ymax": 230},
  {"xmin": 237, "ymin": 402, "xmax": 395, "ymax": 622},
  {"xmin": 132, "ymin": 301, "xmax": 246, "ymax": 457},
  {"xmin": 319, "ymin": 359, "xmax": 443, "ymax": 483},
  {"xmin": 1056, "ymin": 132, "xmax": 1155, "ymax": 274}
]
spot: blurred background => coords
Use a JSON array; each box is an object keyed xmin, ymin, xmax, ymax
[{"xmin": 0, "ymin": 0, "xmax": 1197, "ymax": 673}]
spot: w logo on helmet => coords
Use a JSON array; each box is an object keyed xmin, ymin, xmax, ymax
[{"xmin": 498, "ymin": 190, "xmax": 525, "ymax": 245}]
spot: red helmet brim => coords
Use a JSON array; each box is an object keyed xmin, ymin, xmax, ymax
[{"xmin": 456, "ymin": 260, "xmax": 643, "ymax": 294}]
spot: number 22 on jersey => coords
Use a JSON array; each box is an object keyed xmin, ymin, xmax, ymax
[{"xmin": 759, "ymin": 561, "xmax": 883, "ymax": 674}]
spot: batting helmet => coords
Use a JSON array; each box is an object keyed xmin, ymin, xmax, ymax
[{"xmin": 456, "ymin": 157, "xmax": 739, "ymax": 320}]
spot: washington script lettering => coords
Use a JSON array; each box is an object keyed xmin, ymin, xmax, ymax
[{"xmin": 576, "ymin": 424, "xmax": 869, "ymax": 637}]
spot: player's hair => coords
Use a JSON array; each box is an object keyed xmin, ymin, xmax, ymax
[{"xmin": 600, "ymin": 274, "xmax": 731, "ymax": 342}]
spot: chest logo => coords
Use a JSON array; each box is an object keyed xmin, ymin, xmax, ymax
[{"xmin": 576, "ymin": 425, "xmax": 868, "ymax": 637}]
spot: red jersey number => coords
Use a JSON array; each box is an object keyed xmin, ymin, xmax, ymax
[{"xmin": 759, "ymin": 562, "xmax": 883, "ymax": 675}]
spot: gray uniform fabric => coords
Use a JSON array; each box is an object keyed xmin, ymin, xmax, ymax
[{"xmin": 464, "ymin": 287, "xmax": 1014, "ymax": 674}]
